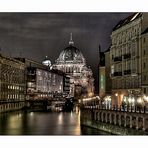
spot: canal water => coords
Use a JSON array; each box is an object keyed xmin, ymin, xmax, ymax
[{"xmin": 0, "ymin": 111, "xmax": 110, "ymax": 135}]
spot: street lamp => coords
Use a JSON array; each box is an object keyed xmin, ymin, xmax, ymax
[
  {"xmin": 143, "ymin": 95, "xmax": 148, "ymax": 102},
  {"xmin": 143, "ymin": 95, "xmax": 148, "ymax": 113},
  {"xmin": 137, "ymin": 97, "xmax": 142, "ymax": 104},
  {"xmin": 137, "ymin": 97, "xmax": 144, "ymax": 113},
  {"xmin": 104, "ymin": 96, "xmax": 111, "ymax": 109},
  {"xmin": 115, "ymin": 93, "xmax": 118, "ymax": 97}
]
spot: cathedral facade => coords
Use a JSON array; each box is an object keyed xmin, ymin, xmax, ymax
[{"xmin": 52, "ymin": 33, "xmax": 94, "ymax": 98}]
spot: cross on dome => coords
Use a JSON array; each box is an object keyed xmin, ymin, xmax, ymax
[{"xmin": 69, "ymin": 33, "xmax": 74, "ymax": 46}]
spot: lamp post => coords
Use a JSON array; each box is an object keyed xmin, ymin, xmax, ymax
[
  {"xmin": 128, "ymin": 97, "xmax": 131, "ymax": 112},
  {"xmin": 104, "ymin": 96, "xmax": 111, "ymax": 110},
  {"xmin": 122, "ymin": 96, "xmax": 127, "ymax": 111},
  {"xmin": 115, "ymin": 93, "xmax": 118, "ymax": 110},
  {"xmin": 137, "ymin": 97, "xmax": 143, "ymax": 113},
  {"xmin": 131, "ymin": 97, "xmax": 135, "ymax": 112},
  {"xmin": 143, "ymin": 95, "xmax": 148, "ymax": 113}
]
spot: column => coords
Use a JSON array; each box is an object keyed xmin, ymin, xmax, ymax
[
  {"xmin": 110, "ymin": 114, "xmax": 112, "ymax": 124},
  {"xmin": 98, "ymin": 113, "xmax": 100, "ymax": 121},
  {"xmin": 124, "ymin": 115, "xmax": 127, "ymax": 127},
  {"xmin": 114, "ymin": 114, "xmax": 116, "ymax": 125},
  {"xmin": 136, "ymin": 117, "xmax": 139, "ymax": 130},
  {"xmin": 130, "ymin": 116, "xmax": 132, "ymax": 128},
  {"xmin": 106, "ymin": 113, "xmax": 108, "ymax": 123},
  {"xmin": 101, "ymin": 113, "xmax": 104, "ymax": 122},
  {"xmin": 94, "ymin": 111, "xmax": 96, "ymax": 120},
  {"xmin": 119, "ymin": 114, "xmax": 121, "ymax": 126},
  {"xmin": 143, "ymin": 117, "xmax": 146, "ymax": 131}
]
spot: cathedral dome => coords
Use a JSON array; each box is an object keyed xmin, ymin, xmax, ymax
[
  {"xmin": 56, "ymin": 33, "xmax": 86, "ymax": 64},
  {"xmin": 42, "ymin": 56, "xmax": 51, "ymax": 67}
]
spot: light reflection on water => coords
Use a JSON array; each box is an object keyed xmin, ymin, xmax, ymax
[{"xmin": 0, "ymin": 111, "xmax": 110, "ymax": 135}]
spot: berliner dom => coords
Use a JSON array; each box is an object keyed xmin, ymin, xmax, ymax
[{"xmin": 52, "ymin": 33, "xmax": 94, "ymax": 98}]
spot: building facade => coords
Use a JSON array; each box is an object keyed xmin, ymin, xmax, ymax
[
  {"xmin": 15, "ymin": 58, "xmax": 69, "ymax": 100},
  {"xmin": 52, "ymin": 33, "xmax": 94, "ymax": 98},
  {"xmin": 110, "ymin": 13, "xmax": 148, "ymax": 108},
  {"xmin": 141, "ymin": 29, "xmax": 148, "ymax": 97},
  {"xmin": 99, "ymin": 66, "xmax": 106, "ymax": 98},
  {"xmin": 26, "ymin": 67, "xmax": 64, "ymax": 100},
  {"xmin": 105, "ymin": 48, "xmax": 112, "ymax": 95},
  {"xmin": 0, "ymin": 54, "xmax": 25, "ymax": 113}
]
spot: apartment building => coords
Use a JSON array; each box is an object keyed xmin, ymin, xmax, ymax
[
  {"xmin": 141, "ymin": 28, "xmax": 148, "ymax": 96},
  {"xmin": 110, "ymin": 13, "xmax": 148, "ymax": 107},
  {"xmin": 0, "ymin": 54, "xmax": 25, "ymax": 113}
]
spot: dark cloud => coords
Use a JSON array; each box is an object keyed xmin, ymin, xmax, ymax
[{"xmin": 0, "ymin": 12, "xmax": 132, "ymax": 91}]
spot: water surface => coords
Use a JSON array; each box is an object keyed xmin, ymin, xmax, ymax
[{"xmin": 0, "ymin": 111, "xmax": 110, "ymax": 135}]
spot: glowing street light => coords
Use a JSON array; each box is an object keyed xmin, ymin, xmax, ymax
[
  {"xmin": 88, "ymin": 92, "xmax": 93, "ymax": 97},
  {"xmin": 143, "ymin": 95, "xmax": 148, "ymax": 102},
  {"xmin": 115, "ymin": 93, "xmax": 118, "ymax": 97},
  {"xmin": 131, "ymin": 97, "xmax": 135, "ymax": 103},
  {"xmin": 128, "ymin": 97, "xmax": 132, "ymax": 103},
  {"xmin": 137, "ymin": 97, "xmax": 142, "ymax": 104}
]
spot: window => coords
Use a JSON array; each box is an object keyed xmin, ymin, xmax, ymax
[
  {"xmin": 144, "ymin": 88, "xmax": 146, "ymax": 94},
  {"xmin": 144, "ymin": 50, "xmax": 146, "ymax": 56},
  {"xmin": 144, "ymin": 62, "xmax": 146, "ymax": 69},
  {"xmin": 143, "ymin": 37, "xmax": 145, "ymax": 43},
  {"xmin": 112, "ymin": 55, "xmax": 114, "ymax": 60}
]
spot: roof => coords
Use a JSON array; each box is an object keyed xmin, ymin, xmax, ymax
[
  {"xmin": 15, "ymin": 57, "xmax": 51, "ymax": 71},
  {"xmin": 56, "ymin": 45, "xmax": 86, "ymax": 64},
  {"xmin": 142, "ymin": 27, "xmax": 148, "ymax": 35},
  {"xmin": 104, "ymin": 46, "xmax": 111, "ymax": 53},
  {"xmin": 0, "ymin": 54, "xmax": 25, "ymax": 66},
  {"xmin": 113, "ymin": 13, "xmax": 142, "ymax": 31}
]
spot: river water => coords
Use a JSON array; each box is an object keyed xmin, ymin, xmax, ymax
[{"xmin": 0, "ymin": 111, "xmax": 110, "ymax": 135}]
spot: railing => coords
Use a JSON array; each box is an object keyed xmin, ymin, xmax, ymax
[
  {"xmin": 81, "ymin": 105, "xmax": 148, "ymax": 133},
  {"xmin": 82, "ymin": 104, "xmax": 148, "ymax": 114}
]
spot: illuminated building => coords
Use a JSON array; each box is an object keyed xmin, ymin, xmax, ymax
[
  {"xmin": 15, "ymin": 58, "xmax": 67, "ymax": 100},
  {"xmin": 141, "ymin": 29, "xmax": 148, "ymax": 95},
  {"xmin": 99, "ymin": 67, "xmax": 106, "ymax": 98},
  {"xmin": 104, "ymin": 47, "xmax": 112, "ymax": 95},
  {"xmin": 26, "ymin": 67, "xmax": 64, "ymax": 100},
  {"xmin": 98, "ymin": 51, "xmax": 106, "ymax": 98},
  {"xmin": 52, "ymin": 33, "xmax": 94, "ymax": 98},
  {"xmin": 141, "ymin": 28, "xmax": 148, "ymax": 107},
  {"xmin": 15, "ymin": 58, "xmax": 71, "ymax": 100},
  {"xmin": 110, "ymin": 13, "xmax": 148, "ymax": 108},
  {"xmin": 0, "ymin": 54, "xmax": 25, "ymax": 113}
]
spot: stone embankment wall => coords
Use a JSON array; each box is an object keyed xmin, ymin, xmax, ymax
[{"xmin": 81, "ymin": 108, "xmax": 148, "ymax": 135}]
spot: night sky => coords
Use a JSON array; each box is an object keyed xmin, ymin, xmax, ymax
[{"xmin": 0, "ymin": 12, "xmax": 132, "ymax": 91}]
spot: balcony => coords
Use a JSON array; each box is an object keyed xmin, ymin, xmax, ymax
[
  {"xmin": 113, "ymin": 72, "xmax": 122, "ymax": 77},
  {"xmin": 123, "ymin": 53, "xmax": 131, "ymax": 60},
  {"xmin": 124, "ymin": 69, "xmax": 131, "ymax": 75},
  {"xmin": 113, "ymin": 56, "xmax": 122, "ymax": 62}
]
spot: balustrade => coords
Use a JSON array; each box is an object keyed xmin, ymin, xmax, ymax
[{"xmin": 81, "ymin": 106, "xmax": 148, "ymax": 132}]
